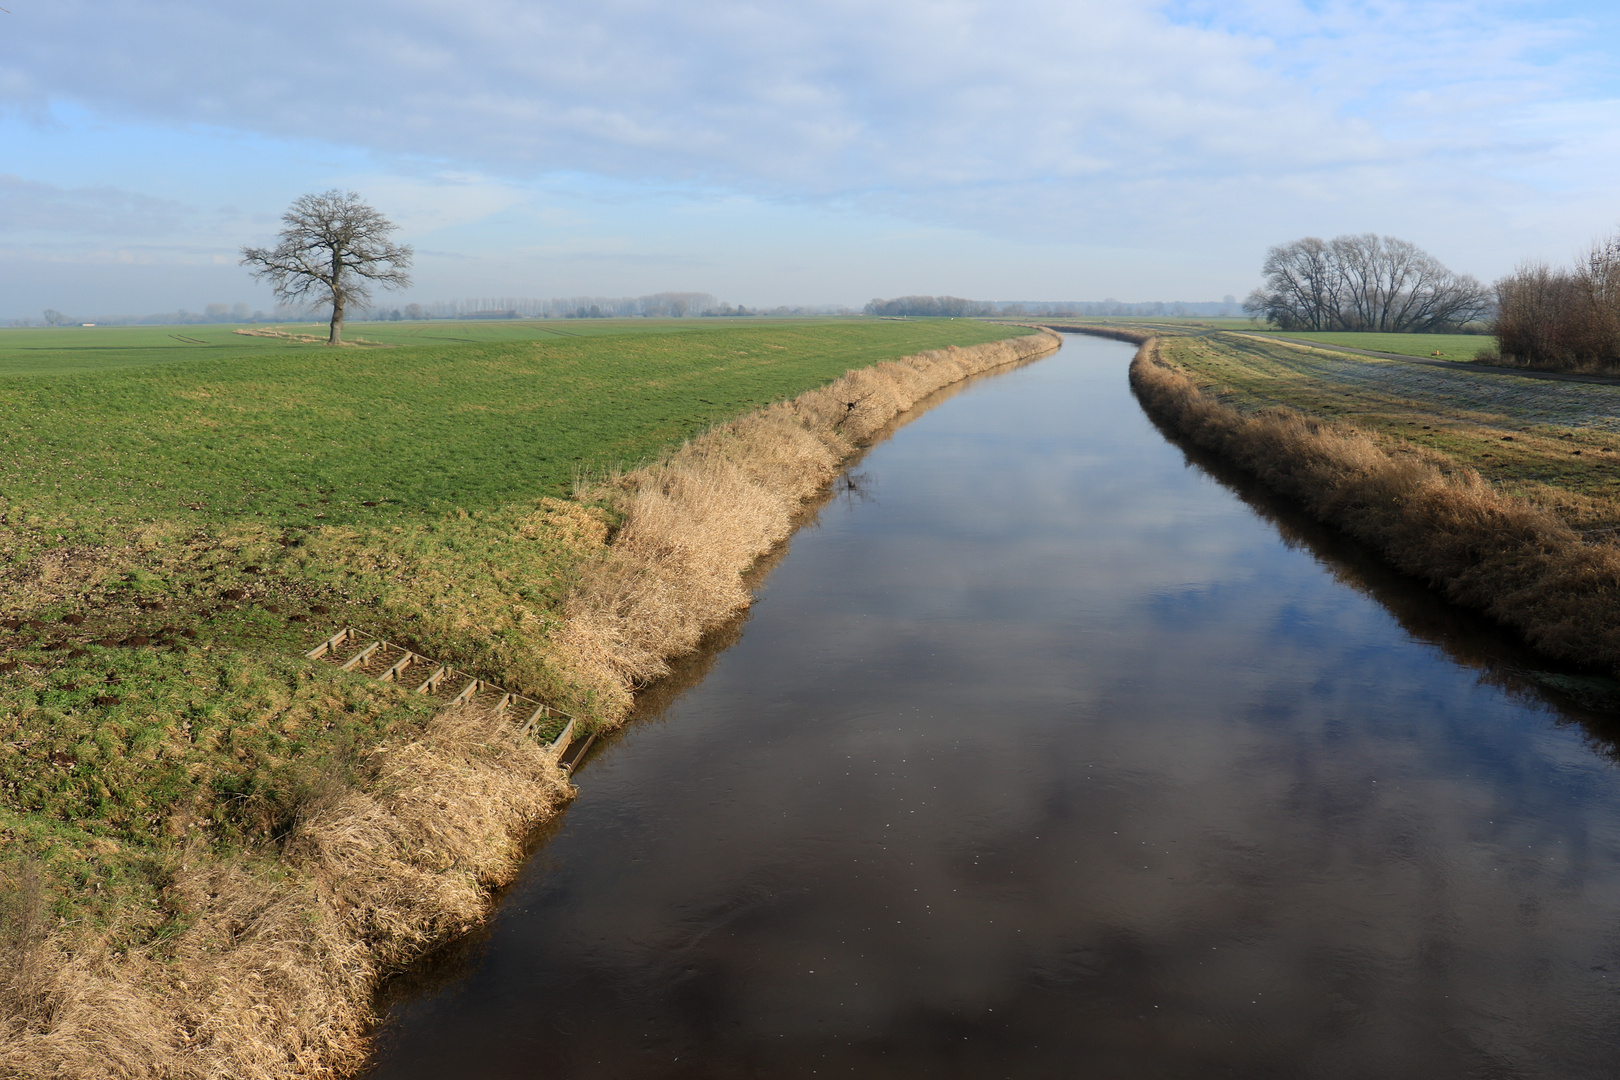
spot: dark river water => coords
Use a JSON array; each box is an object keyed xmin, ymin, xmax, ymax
[{"xmin": 367, "ymin": 334, "xmax": 1620, "ymax": 1079}]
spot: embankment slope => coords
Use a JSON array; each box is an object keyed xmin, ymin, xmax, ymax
[
  {"xmin": 1, "ymin": 328, "xmax": 1059, "ymax": 1079},
  {"xmin": 1115, "ymin": 329, "xmax": 1620, "ymax": 677}
]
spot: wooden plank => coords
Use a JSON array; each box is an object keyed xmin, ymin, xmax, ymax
[
  {"xmin": 558, "ymin": 731, "xmax": 595, "ymax": 772},
  {"xmin": 303, "ymin": 633, "xmax": 576, "ymax": 749},
  {"xmin": 548, "ymin": 717, "xmax": 576, "ymax": 754},
  {"xmin": 305, "ymin": 627, "xmax": 353, "ymax": 660},
  {"xmin": 414, "ymin": 666, "xmax": 447, "ymax": 694},
  {"xmin": 378, "ymin": 650, "xmax": 416, "ymax": 683},
  {"xmin": 339, "ymin": 640, "xmax": 382, "ymax": 671}
]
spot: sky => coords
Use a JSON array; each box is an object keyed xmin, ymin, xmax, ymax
[{"xmin": 2, "ymin": 0, "xmax": 1619, "ymax": 317}]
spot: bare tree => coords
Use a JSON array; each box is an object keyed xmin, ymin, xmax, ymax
[
  {"xmin": 240, "ymin": 190, "xmax": 412, "ymax": 345},
  {"xmin": 1246, "ymin": 233, "xmax": 1488, "ymax": 332},
  {"xmin": 1244, "ymin": 237, "xmax": 1338, "ymax": 329}
]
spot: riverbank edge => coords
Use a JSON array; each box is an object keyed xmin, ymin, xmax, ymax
[
  {"xmin": 550, "ymin": 328, "xmax": 1063, "ymax": 721},
  {"xmin": 2, "ymin": 328, "xmax": 1060, "ymax": 1080},
  {"xmin": 1113, "ymin": 329, "xmax": 1620, "ymax": 677}
]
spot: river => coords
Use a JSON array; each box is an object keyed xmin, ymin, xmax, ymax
[{"xmin": 365, "ymin": 333, "xmax": 1620, "ymax": 1079}]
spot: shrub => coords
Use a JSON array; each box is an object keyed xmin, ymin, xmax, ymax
[{"xmin": 1494, "ymin": 235, "xmax": 1620, "ymax": 372}]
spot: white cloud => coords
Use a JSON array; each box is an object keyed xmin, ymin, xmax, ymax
[
  {"xmin": 310, "ymin": 171, "xmax": 532, "ymax": 237},
  {"xmin": 1, "ymin": 4, "xmax": 1595, "ymax": 184},
  {"xmin": 2, "ymin": 0, "xmax": 1618, "ymax": 307},
  {"xmin": 0, "ymin": 175, "xmax": 187, "ymax": 236}
]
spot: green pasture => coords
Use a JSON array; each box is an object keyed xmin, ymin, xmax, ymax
[
  {"xmin": 0, "ymin": 318, "xmax": 1024, "ymax": 538},
  {"xmin": 1254, "ymin": 330, "xmax": 1497, "ymax": 361},
  {"xmin": 0, "ymin": 318, "xmax": 798, "ymax": 378},
  {"xmin": 0, "ymin": 316, "xmax": 1037, "ymax": 931}
]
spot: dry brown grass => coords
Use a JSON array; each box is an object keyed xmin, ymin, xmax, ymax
[
  {"xmin": 0, "ymin": 328, "xmax": 1056, "ymax": 1078},
  {"xmin": 0, "ymin": 705, "xmax": 569, "ymax": 1079},
  {"xmin": 230, "ymin": 328, "xmax": 389, "ymax": 347},
  {"xmin": 552, "ymin": 331, "xmax": 1061, "ymax": 716},
  {"xmin": 1128, "ymin": 335, "xmax": 1620, "ymax": 674}
]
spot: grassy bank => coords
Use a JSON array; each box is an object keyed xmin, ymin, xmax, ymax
[
  {"xmin": 554, "ymin": 330, "xmax": 1062, "ymax": 712},
  {"xmin": 1249, "ymin": 330, "xmax": 1496, "ymax": 362},
  {"xmin": 1112, "ymin": 327, "xmax": 1620, "ymax": 679},
  {"xmin": 0, "ymin": 318, "xmax": 1049, "ymax": 1077},
  {"xmin": 1161, "ymin": 331, "xmax": 1620, "ymax": 529}
]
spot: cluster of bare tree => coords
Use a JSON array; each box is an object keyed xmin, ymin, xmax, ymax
[
  {"xmin": 864, "ymin": 296, "xmax": 994, "ymax": 317},
  {"xmin": 25, "ymin": 304, "xmax": 286, "ymax": 327},
  {"xmin": 354, "ymin": 293, "xmax": 727, "ymax": 320},
  {"xmin": 1001, "ymin": 297, "xmax": 1240, "ymax": 317},
  {"xmin": 1493, "ymin": 235, "xmax": 1620, "ymax": 371},
  {"xmin": 1244, "ymin": 234, "xmax": 1490, "ymax": 332},
  {"xmin": 864, "ymin": 296, "xmax": 1242, "ymax": 318}
]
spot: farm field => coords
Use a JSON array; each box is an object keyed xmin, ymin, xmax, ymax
[
  {"xmin": 0, "ymin": 317, "xmax": 1035, "ymax": 948},
  {"xmin": 1248, "ymin": 329, "xmax": 1496, "ymax": 361},
  {"xmin": 0, "ymin": 317, "xmax": 839, "ymax": 377},
  {"xmin": 991, "ymin": 315, "xmax": 1248, "ymax": 331},
  {"xmin": 0, "ymin": 318, "xmax": 1018, "ymax": 534},
  {"xmin": 1155, "ymin": 330, "xmax": 1620, "ymax": 529}
]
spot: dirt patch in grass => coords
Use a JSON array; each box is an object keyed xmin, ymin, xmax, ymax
[{"xmin": 230, "ymin": 328, "xmax": 391, "ymax": 347}]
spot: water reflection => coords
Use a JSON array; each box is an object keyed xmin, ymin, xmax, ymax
[
  {"xmin": 367, "ymin": 334, "xmax": 1620, "ymax": 1080},
  {"xmin": 1154, "ymin": 420, "xmax": 1620, "ymax": 749}
]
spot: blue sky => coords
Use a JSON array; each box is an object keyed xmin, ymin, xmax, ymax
[{"xmin": 2, "ymin": 0, "xmax": 1619, "ymax": 316}]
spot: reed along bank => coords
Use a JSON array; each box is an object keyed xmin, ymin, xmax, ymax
[
  {"xmin": 1109, "ymin": 326, "xmax": 1620, "ymax": 678},
  {"xmin": 364, "ymin": 330, "xmax": 1620, "ymax": 1080},
  {"xmin": 0, "ymin": 325, "xmax": 1057, "ymax": 1079}
]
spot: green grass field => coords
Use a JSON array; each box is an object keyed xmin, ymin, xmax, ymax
[
  {"xmin": 0, "ymin": 316, "xmax": 1037, "ymax": 938},
  {"xmin": 0, "ymin": 318, "xmax": 1019, "ymax": 538},
  {"xmin": 0, "ymin": 317, "xmax": 829, "ymax": 377},
  {"xmin": 1251, "ymin": 330, "xmax": 1496, "ymax": 361}
]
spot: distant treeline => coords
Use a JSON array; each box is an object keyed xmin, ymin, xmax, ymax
[
  {"xmin": 18, "ymin": 292, "xmax": 1248, "ymax": 329},
  {"xmin": 864, "ymin": 296, "xmax": 1241, "ymax": 318},
  {"xmin": 1494, "ymin": 234, "xmax": 1620, "ymax": 372},
  {"xmin": 22, "ymin": 303, "xmax": 287, "ymax": 328},
  {"xmin": 360, "ymin": 294, "xmax": 856, "ymax": 320},
  {"xmin": 12, "ymin": 293, "xmax": 863, "ymax": 327},
  {"xmin": 374, "ymin": 292, "xmax": 724, "ymax": 320}
]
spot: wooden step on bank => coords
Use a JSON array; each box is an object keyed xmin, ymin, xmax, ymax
[{"xmin": 305, "ymin": 627, "xmax": 581, "ymax": 765}]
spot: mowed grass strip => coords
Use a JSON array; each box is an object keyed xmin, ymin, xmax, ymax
[
  {"xmin": 0, "ymin": 319, "xmax": 1022, "ymax": 537},
  {"xmin": 1160, "ymin": 331, "xmax": 1620, "ymax": 530},
  {"xmin": 1249, "ymin": 329, "xmax": 1497, "ymax": 361}
]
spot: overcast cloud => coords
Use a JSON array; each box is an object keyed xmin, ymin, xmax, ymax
[{"xmin": 2, "ymin": 0, "xmax": 1618, "ymax": 314}]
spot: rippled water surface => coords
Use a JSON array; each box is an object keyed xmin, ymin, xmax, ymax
[{"xmin": 367, "ymin": 334, "xmax": 1620, "ymax": 1079}]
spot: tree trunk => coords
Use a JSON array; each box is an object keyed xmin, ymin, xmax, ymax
[{"xmin": 328, "ymin": 257, "xmax": 344, "ymax": 345}]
